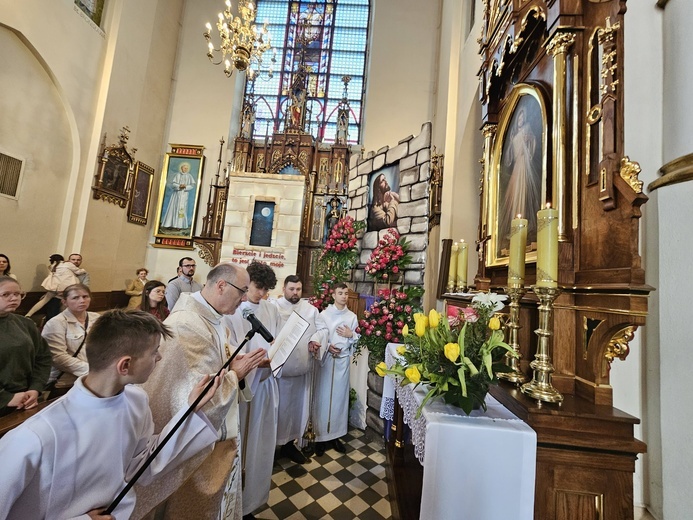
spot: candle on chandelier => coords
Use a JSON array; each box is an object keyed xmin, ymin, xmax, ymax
[
  {"xmin": 508, "ymin": 215, "xmax": 528, "ymax": 288},
  {"xmin": 536, "ymin": 204, "xmax": 558, "ymax": 288},
  {"xmin": 457, "ymin": 240, "xmax": 468, "ymax": 289}
]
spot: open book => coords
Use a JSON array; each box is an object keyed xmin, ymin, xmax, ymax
[{"xmin": 269, "ymin": 311, "xmax": 310, "ymax": 375}]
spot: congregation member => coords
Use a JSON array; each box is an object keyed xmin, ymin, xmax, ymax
[
  {"xmin": 224, "ymin": 260, "xmax": 281, "ymax": 520},
  {"xmin": 309, "ymin": 283, "xmax": 360, "ymax": 456},
  {"xmin": 165, "ymin": 257, "xmax": 202, "ymax": 310},
  {"xmin": 0, "ymin": 310, "xmax": 222, "ymax": 519},
  {"xmin": 140, "ymin": 280, "xmax": 170, "ymax": 321},
  {"xmin": 68, "ymin": 253, "xmax": 91, "ymax": 286},
  {"xmin": 126, "ymin": 267, "xmax": 149, "ymax": 310},
  {"xmin": 42, "ymin": 283, "xmax": 100, "ymax": 397},
  {"xmin": 26, "ymin": 254, "xmax": 87, "ymax": 320},
  {"xmin": 134, "ymin": 263, "xmax": 266, "ymax": 520},
  {"xmin": 0, "ymin": 276, "xmax": 51, "ymax": 417},
  {"xmin": 271, "ymin": 275, "xmax": 320, "ymax": 465},
  {"xmin": 0, "ymin": 253, "xmax": 16, "ymax": 280}
]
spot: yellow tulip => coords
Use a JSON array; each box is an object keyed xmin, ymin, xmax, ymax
[
  {"xmin": 444, "ymin": 342, "xmax": 460, "ymax": 362},
  {"xmin": 396, "ymin": 345, "xmax": 407, "ymax": 356},
  {"xmin": 428, "ymin": 309, "xmax": 440, "ymax": 328},
  {"xmin": 415, "ymin": 320, "xmax": 426, "ymax": 337},
  {"xmin": 405, "ymin": 366, "xmax": 421, "ymax": 384},
  {"xmin": 402, "ymin": 324, "xmax": 409, "ymax": 337},
  {"xmin": 489, "ymin": 316, "xmax": 501, "ymax": 330},
  {"xmin": 375, "ymin": 361, "xmax": 387, "ymax": 377}
]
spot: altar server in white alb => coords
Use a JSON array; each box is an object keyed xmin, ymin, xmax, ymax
[
  {"xmin": 309, "ymin": 283, "xmax": 360, "ymax": 456},
  {"xmin": 271, "ymin": 275, "xmax": 320, "ymax": 464},
  {"xmin": 224, "ymin": 260, "xmax": 281, "ymax": 520},
  {"xmin": 0, "ymin": 310, "xmax": 222, "ymax": 520}
]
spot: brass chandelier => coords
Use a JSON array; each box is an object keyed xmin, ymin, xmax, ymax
[{"xmin": 204, "ymin": 0, "xmax": 274, "ymax": 77}]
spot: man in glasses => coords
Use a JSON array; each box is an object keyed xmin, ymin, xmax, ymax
[
  {"xmin": 165, "ymin": 257, "xmax": 202, "ymax": 310},
  {"xmin": 134, "ymin": 263, "xmax": 266, "ymax": 520}
]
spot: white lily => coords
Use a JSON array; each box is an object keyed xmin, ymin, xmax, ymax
[{"xmin": 472, "ymin": 292, "xmax": 507, "ymax": 312}]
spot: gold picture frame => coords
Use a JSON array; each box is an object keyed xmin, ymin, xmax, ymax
[
  {"xmin": 152, "ymin": 145, "xmax": 206, "ymax": 249},
  {"xmin": 127, "ymin": 161, "xmax": 154, "ymax": 225},
  {"xmin": 486, "ymin": 83, "xmax": 549, "ymax": 267},
  {"xmin": 92, "ymin": 129, "xmax": 136, "ymax": 208}
]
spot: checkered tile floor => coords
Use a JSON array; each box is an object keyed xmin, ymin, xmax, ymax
[{"xmin": 252, "ymin": 429, "xmax": 392, "ymax": 520}]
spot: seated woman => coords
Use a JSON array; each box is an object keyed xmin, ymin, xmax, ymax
[
  {"xmin": 0, "ymin": 254, "xmax": 17, "ymax": 280},
  {"xmin": 0, "ymin": 276, "xmax": 52, "ymax": 417},
  {"xmin": 41, "ymin": 284, "xmax": 100, "ymax": 396},
  {"xmin": 125, "ymin": 267, "xmax": 149, "ymax": 310},
  {"xmin": 26, "ymin": 254, "xmax": 86, "ymax": 321},
  {"xmin": 140, "ymin": 280, "xmax": 169, "ymax": 321}
]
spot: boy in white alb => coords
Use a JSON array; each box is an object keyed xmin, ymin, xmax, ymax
[
  {"xmin": 309, "ymin": 283, "xmax": 360, "ymax": 456},
  {"xmin": 0, "ymin": 310, "xmax": 222, "ymax": 520}
]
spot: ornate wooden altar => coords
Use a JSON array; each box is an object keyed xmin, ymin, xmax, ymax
[{"xmin": 446, "ymin": 1, "xmax": 650, "ymax": 519}]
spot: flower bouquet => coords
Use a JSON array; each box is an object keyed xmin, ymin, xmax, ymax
[
  {"xmin": 310, "ymin": 216, "xmax": 365, "ymax": 311},
  {"xmin": 354, "ymin": 285, "xmax": 424, "ymax": 366},
  {"xmin": 377, "ymin": 292, "xmax": 516, "ymax": 415},
  {"xmin": 365, "ymin": 228, "xmax": 411, "ymax": 283}
]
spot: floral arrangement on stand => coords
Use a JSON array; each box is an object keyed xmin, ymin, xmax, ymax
[
  {"xmin": 377, "ymin": 293, "xmax": 516, "ymax": 415},
  {"xmin": 354, "ymin": 285, "xmax": 424, "ymax": 366},
  {"xmin": 365, "ymin": 228, "xmax": 411, "ymax": 283},
  {"xmin": 310, "ymin": 215, "xmax": 365, "ymax": 311}
]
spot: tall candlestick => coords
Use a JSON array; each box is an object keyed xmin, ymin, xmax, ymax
[
  {"xmin": 508, "ymin": 216, "xmax": 528, "ymax": 288},
  {"xmin": 536, "ymin": 206, "xmax": 558, "ymax": 288},
  {"xmin": 447, "ymin": 242, "xmax": 459, "ymax": 293},
  {"xmin": 457, "ymin": 240, "xmax": 468, "ymax": 289}
]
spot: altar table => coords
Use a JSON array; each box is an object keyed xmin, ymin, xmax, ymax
[{"xmin": 383, "ymin": 344, "xmax": 537, "ymax": 520}]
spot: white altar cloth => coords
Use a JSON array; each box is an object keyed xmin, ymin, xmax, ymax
[{"xmin": 384, "ymin": 344, "xmax": 537, "ymax": 520}]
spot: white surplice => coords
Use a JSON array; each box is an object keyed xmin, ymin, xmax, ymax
[
  {"xmin": 0, "ymin": 377, "xmax": 217, "ymax": 520},
  {"xmin": 224, "ymin": 299, "xmax": 281, "ymax": 516},
  {"xmin": 270, "ymin": 297, "xmax": 319, "ymax": 445},
  {"xmin": 310, "ymin": 304, "xmax": 360, "ymax": 442}
]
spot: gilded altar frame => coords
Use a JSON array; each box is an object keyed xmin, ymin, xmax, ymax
[{"xmin": 486, "ymin": 83, "xmax": 549, "ymax": 267}]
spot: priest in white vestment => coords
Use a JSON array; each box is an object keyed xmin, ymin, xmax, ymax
[
  {"xmin": 133, "ymin": 264, "xmax": 266, "ymax": 520},
  {"xmin": 224, "ymin": 261, "xmax": 281, "ymax": 519},
  {"xmin": 270, "ymin": 275, "xmax": 320, "ymax": 464},
  {"xmin": 309, "ymin": 283, "xmax": 360, "ymax": 456}
]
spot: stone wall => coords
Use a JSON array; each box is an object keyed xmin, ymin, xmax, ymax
[
  {"xmin": 349, "ymin": 122, "xmax": 432, "ymax": 438},
  {"xmin": 348, "ymin": 122, "xmax": 432, "ymax": 294}
]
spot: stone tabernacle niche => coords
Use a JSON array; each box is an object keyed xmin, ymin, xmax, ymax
[{"xmin": 348, "ymin": 122, "xmax": 432, "ymax": 294}]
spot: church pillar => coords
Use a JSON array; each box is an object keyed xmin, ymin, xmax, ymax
[{"xmin": 546, "ymin": 31, "xmax": 575, "ymax": 241}]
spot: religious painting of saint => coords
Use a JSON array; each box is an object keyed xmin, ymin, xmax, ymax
[
  {"xmin": 153, "ymin": 153, "xmax": 205, "ymax": 241},
  {"xmin": 127, "ymin": 161, "xmax": 154, "ymax": 226},
  {"xmin": 367, "ymin": 165, "xmax": 400, "ymax": 232},
  {"xmin": 488, "ymin": 84, "xmax": 547, "ymax": 266}
]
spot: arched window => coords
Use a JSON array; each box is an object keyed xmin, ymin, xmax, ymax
[{"xmin": 248, "ymin": 0, "xmax": 370, "ymax": 144}]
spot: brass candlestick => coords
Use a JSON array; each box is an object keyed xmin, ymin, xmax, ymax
[
  {"xmin": 521, "ymin": 285, "xmax": 563, "ymax": 404},
  {"xmin": 498, "ymin": 285, "xmax": 527, "ymax": 384}
]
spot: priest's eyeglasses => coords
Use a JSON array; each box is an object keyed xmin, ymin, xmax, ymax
[
  {"xmin": 223, "ymin": 280, "xmax": 248, "ymax": 295},
  {"xmin": 0, "ymin": 291, "xmax": 26, "ymax": 300}
]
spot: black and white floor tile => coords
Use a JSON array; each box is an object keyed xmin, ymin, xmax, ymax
[{"xmin": 253, "ymin": 429, "xmax": 392, "ymax": 520}]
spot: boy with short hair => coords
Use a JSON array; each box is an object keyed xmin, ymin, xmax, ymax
[
  {"xmin": 0, "ymin": 310, "xmax": 222, "ymax": 520},
  {"xmin": 309, "ymin": 283, "xmax": 360, "ymax": 456}
]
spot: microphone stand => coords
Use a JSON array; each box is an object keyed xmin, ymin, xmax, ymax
[{"xmin": 104, "ymin": 328, "xmax": 259, "ymax": 514}]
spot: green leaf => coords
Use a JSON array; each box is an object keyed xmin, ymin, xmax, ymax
[
  {"xmin": 416, "ymin": 385, "xmax": 438, "ymax": 418},
  {"xmin": 457, "ymin": 366, "xmax": 467, "ymax": 397},
  {"xmin": 458, "ymin": 322, "xmax": 468, "ymax": 355}
]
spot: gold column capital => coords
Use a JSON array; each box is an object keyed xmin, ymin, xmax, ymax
[
  {"xmin": 482, "ymin": 123, "xmax": 498, "ymax": 138},
  {"xmin": 546, "ymin": 32, "xmax": 576, "ymax": 57}
]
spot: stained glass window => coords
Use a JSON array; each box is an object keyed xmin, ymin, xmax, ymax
[{"xmin": 247, "ymin": 0, "xmax": 370, "ymax": 144}]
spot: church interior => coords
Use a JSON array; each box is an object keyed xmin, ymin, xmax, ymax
[{"xmin": 1, "ymin": 0, "xmax": 691, "ymax": 519}]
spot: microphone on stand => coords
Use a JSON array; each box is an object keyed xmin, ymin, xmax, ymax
[{"xmin": 243, "ymin": 308, "xmax": 274, "ymax": 342}]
